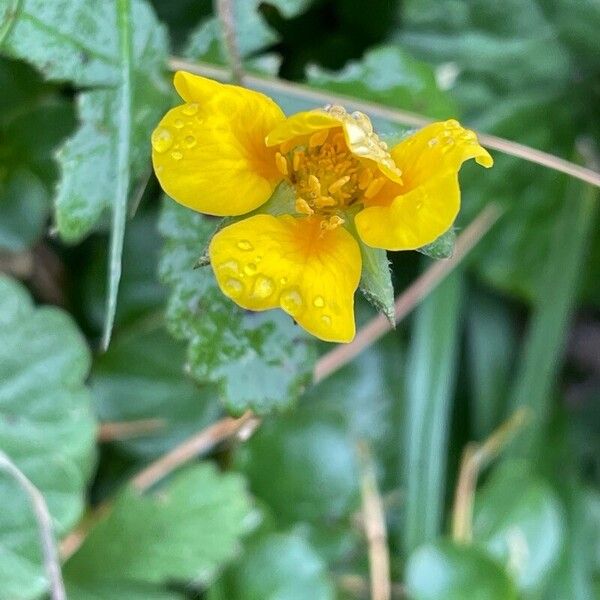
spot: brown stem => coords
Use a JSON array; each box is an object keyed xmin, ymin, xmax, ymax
[
  {"xmin": 214, "ymin": 0, "xmax": 244, "ymax": 84},
  {"xmin": 98, "ymin": 418, "xmax": 166, "ymax": 442}
]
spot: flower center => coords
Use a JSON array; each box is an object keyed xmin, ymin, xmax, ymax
[{"xmin": 274, "ymin": 120, "xmax": 389, "ymax": 231}]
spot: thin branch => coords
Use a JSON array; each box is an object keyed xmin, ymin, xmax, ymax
[
  {"xmin": 167, "ymin": 57, "xmax": 600, "ymax": 189},
  {"xmin": 357, "ymin": 441, "xmax": 391, "ymax": 600},
  {"xmin": 98, "ymin": 418, "xmax": 166, "ymax": 442},
  {"xmin": 131, "ymin": 410, "xmax": 257, "ymax": 492},
  {"xmin": 0, "ymin": 450, "xmax": 65, "ymax": 600},
  {"xmin": 451, "ymin": 408, "xmax": 529, "ymax": 543},
  {"xmin": 314, "ymin": 203, "xmax": 502, "ymax": 383},
  {"xmin": 214, "ymin": 0, "xmax": 244, "ymax": 84},
  {"xmin": 337, "ymin": 574, "xmax": 407, "ymax": 599}
]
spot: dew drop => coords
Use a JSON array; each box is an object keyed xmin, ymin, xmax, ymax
[
  {"xmin": 428, "ymin": 138, "xmax": 439, "ymax": 148},
  {"xmin": 184, "ymin": 134, "xmax": 197, "ymax": 148},
  {"xmin": 244, "ymin": 263, "xmax": 257, "ymax": 276},
  {"xmin": 280, "ymin": 288, "xmax": 303, "ymax": 316},
  {"xmin": 321, "ymin": 315, "xmax": 332, "ymax": 326},
  {"xmin": 151, "ymin": 127, "xmax": 173, "ymax": 153},
  {"xmin": 280, "ymin": 277, "xmax": 288, "ymax": 285},
  {"xmin": 219, "ymin": 260, "xmax": 239, "ymax": 272},
  {"xmin": 225, "ymin": 278, "xmax": 243, "ymax": 296},
  {"xmin": 313, "ymin": 296, "xmax": 325, "ymax": 308},
  {"xmin": 237, "ymin": 240, "xmax": 253, "ymax": 251},
  {"xmin": 170, "ymin": 150, "xmax": 183, "ymax": 161},
  {"xmin": 252, "ymin": 276, "xmax": 274, "ymax": 299},
  {"xmin": 174, "ymin": 119, "xmax": 184, "ymax": 129},
  {"xmin": 182, "ymin": 103, "xmax": 199, "ymax": 116}
]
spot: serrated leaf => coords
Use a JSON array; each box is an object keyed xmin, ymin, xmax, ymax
[
  {"xmin": 417, "ymin": 227, "xmax": 456, "ymax": 259},
  {"xmin": 474, "ymin": 461, "xmax": 565, "ymax": 593},
  {"xmin": 405, "ymin": 541, "xmax": 518, "ymax": 600},
  {"xmin": 208, "ymin": 531, "xmax": 335, "ymax": 600},
  {"xmin": 64, "ymin": 464, "xmax": 254, "ymax": 587},
  {"xmin": 92, "ymin": 322, "xmax": 222, "ymax": 460},
  {"xmin": 0, "ymin": 275, "xmax": 96, "ymax": 600},
  {"xmin": 159, "ymin": 199, "xmax": 315, "ymax": 415},
  {"xmin": 306, "ymin": 44, "xmax": 454, "ymax": 119}
]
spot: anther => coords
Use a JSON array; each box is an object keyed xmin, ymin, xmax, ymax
[
  {"xmin": 292, "ymin": 150, "xmax": 303, "ymax": 172},
  {"xmin": 364, "ymin": 177, "xmax": 386, "ymax": 199},
  {"xmin": 295, "ymin": 197, "xmax": 314, "ymax": 216},
  {"xmin": 320, "ymin": 215, "xmax": 345, "ymax": 231},
  {"xmin": 328, "ymin": 176, "xmax": 350, "ymax": 195},
  {"xmin": 308, "ymin": 174, "xmax": 321, "ymax": 197},
  {"xmin": 315, "ymin": 195, "xmax": 337, "ymax": 208},
  {"xmin": 309, "ymin": 129, "xmax": 329, "ymax": 148},
  {"xmin": 358, "ymin": 168, "xmax": 373, "ymax": 190},
  {"xmin": 275, "ymin": 152, "xmax": 289, "ymax": 175}
]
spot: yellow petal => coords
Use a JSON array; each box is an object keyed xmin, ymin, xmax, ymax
[
  {"xmin": 152, "ymin": 72, "xmax": 286, "ymax": 216},
  {"xmin": 391, "ymin": 119, "xmax": 493, "ymax": 191},
  {"xmin": 355, "ymin": 173, "xmax": 461, "ymax": 250},
  {"xmin": 355, "ymin": 119, "xmax": 493, "ymax": 250},
  {"xmin": 266, "ymin": 108, "xmax": 402, "ymax": 182},
  {"xmin": 209, "ymin": 214, "xmax": 361, "ymax": 343}
]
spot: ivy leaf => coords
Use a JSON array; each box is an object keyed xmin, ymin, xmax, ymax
[
  {"xmin": 159, "ymin": 199, "xmax": 316, "ymax": 415},
  {"xmin": 63, "ymin": 464, "xmax": 255, "ymax": 589},
  {"xmin": 0, "ymin": 275, "xmax": 96, "ymax": 600},
  {"xmin": 405, "ymin": 541, "xmax": 518, "ymax": 600}
]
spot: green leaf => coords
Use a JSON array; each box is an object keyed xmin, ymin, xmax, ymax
[
  {"xmin": 473, "ymin": 461, "xmax": 565, "ymax": 593},
  {"xmin": 417, "ymin": 227, "xmax": 456, "ymax": 259},
  {"xmin": 466, "ymin": 289, "xmax": 518, "ymax": 438},
  {"xmin": 508, "ymin": 176, "xmax": 598, "ymax": 457},
  {"xmin": 64, "ymin": 464, "xmax": 255, "ymax": 587},
  {"xmin": 92, "ymin": 321, "xmax": 222, "ymax": 460},
  {"xmin": 159, "ymin": 199, "xmax": 316, "ymax": 415},
  {"xmin": 0, "ymin": 275, "xmax": 96, "ymax": 600},
  {"xmin": 236, "ymin": 412, "xmax": 360, "ymax": 526},
  {"xmin": 405, "ymin": 541, "xmax": 518, "ymax": 600},
  {"xmin": 208, "ymin": 530, "xmax": 335, "ymax": 600},
  {"xmin": 402, "ymin": 270, "xmax": 464, "ymax": 553},
  {"xmin": 66, "ymin": 581, "xmax": 185, "ymax": 600},
  {"xmin": 306, "ymin": 44, "xmax": 454, "ymax": 119}
]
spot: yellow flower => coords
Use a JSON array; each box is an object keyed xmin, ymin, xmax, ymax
[{"xmin": 152, "ymin": 71, "xmax": 493, "ymax": 343}]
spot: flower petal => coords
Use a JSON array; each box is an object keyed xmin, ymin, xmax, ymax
[
  {"xmin": 152, "ymin": 72, "xmax": 286, "ymax": 216},
  {"xmin": 355, "ymin": 119, "xmax": 493, "ymax": 250},
  {"xmin": 355, "ymin": 173, "xmax": 461, "ymax": 250},
  {"xmin": 266, "ymin": 108, "xmax": 402, "ymax": 182},
  {"xmin": 209, "ymin": 214, "xmax": 361, "ymax": 343}
]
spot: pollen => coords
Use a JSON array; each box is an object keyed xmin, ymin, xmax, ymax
[{"xmin": 275, "ymin": 152, "xmax": 289, "ymax": 175}]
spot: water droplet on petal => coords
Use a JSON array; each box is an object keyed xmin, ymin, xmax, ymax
[
  {"xmin": 225, "ymin": 278, "xmax": 243, "ymax": 296},
  {"xmin": 182, "ymin": 103, "xmax": 199, "ymax": 116},
  {"xmin": 170, "ymin": 150, "xmax": 183, "ymax": 160},
  {"xmin": 237, "ymin": 240, "xmax": 253, "ymax": 251},
  {"xmin": 184, "ymin": 135, "xmax": 196, "ymax": 148},
  {"xmin": 428, "ymin": 138, "xmax": 438, "ymax": 148},
  {"xmin": 313, "ymin": 296, "xmax": 325, "ymax": 308},
  {"xmin": 174, "ymin": 119, "xmax": 184, "ymax": 129},
  {"xmin": 151, "ymin": 127, "xmax": 173, "ymax": 153},
  {"xmin": 321, "ymin": 315, "xmax": 332, "ymax": 326},
  {"xmin": 244, "ymin": 263, "xmax": 257, "ymax": 276},
  {"xmin": 252, "ymin": 276, "xmax": 274, "ymax": 299},
  {"xmin": 280, "ymin": 288, "xmax": 303, "ymax": 316},
  {"xmin": 280, "ymin": 277, "xmax": 288, "ymax": 285},
  {"xmin": 219, "ymin": 260, "xmax": 239, "ymax": 272}
]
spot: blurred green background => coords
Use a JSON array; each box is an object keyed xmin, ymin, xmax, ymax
[{"xmin": 0, "ymin": 0, "xmax": 599, "ymax": 598}]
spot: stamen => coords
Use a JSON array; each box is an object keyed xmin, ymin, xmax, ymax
[
  {"xmin": 308, "ymin": 174, "xmax": 321, "ymax": 197},
  {"xmin": 328, "ymin": 176, "xmax": 350, "ymax": 195},
  {"xmin": 314, "ymin": 195, "xmax": 337, "ymax": 208},
  {"xmin": 358, "ymin": 168, "xmax": 373, "ymax": 190},
  {"xmin": 364, "ymin": 176, "xmax": 386, "ymax": 199},
  {"xmin": 295, "ymin": 197, "xmax": 314, "ymax": 216},
  {"xmin": 320, "ymin": 215, "xmax": 345, "ymax": 231},
  {"xmin": 309, "ymin": 129, "xmax": 329, "ymax": 148},
  {"xmin": 275, "ymin": 152, "xmax": 289, "ymax": 175},
  {"xmin": 293, "ymin": 150, "xmax": 303, "ymax": 172}
]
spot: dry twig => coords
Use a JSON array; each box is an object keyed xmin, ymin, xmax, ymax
[
  {"xmin": 98, "ymin": 418, "xmax": 166, "ymax": 442},
  {"xmin": 0, "ymin": 450, "xmax": 65, "ymax": 600}
]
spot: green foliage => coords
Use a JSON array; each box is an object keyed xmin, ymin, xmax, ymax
[
  {"xmin": 64, "ymin": 464, "xmax": 255, "ymax": 593},
  {"xmin": 405, "ymin": 541, "xmax": 518, "ymax": 600},
  {"xmin": 159, "ymin": 199, "xmax": 316, "ymax": 415},
  {"xmin": 0, "ymin": 275, "xmax": 96, "ymax": 599},
  {"xmin": 0, "ymin": 0, "xmax": 598, "ymax": 598}
]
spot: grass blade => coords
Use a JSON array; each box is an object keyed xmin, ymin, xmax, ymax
[{"xmin": 102, "ymin": 0, "xmax": 132, "ymax": 349}]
